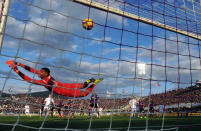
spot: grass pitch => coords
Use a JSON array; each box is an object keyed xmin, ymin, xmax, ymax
[{"xmin": 0, "ymin": 115, "xmax": 201, "ymax": 131}]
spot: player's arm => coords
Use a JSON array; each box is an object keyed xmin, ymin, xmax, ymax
[
  {"xmin": 18, "ymin": 62, "xmax": 40, "ymax": 74},
  {"xmin": 12, "ymin": 65, "xmax": 46, "ymax": 85},
  {"xmin": 6, "ymin": 60, "xmax": 40, "ymax": 74}
]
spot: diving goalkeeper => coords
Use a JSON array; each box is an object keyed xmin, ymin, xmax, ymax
[{"xmin": 6, "ymin": 60, "xmax": 103, "ymax": 97}]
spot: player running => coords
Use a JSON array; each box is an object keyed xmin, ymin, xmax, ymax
[
  {"xmin": 40, "ymin": 98, "xmax": 45, "ymax": 117},
  {"xmin": 57, "ymin": 99, "xmax": 63, "ymax": 118},
  {"xmin": 44, "ymin": 94, "xmax": 55, "ymax": 117},
  {"xmin": 24, "ymin": 104, "xmax": 31, "ymax": 117},
  {"xmin": 6, "ymin": 60, "xmax": 103, "ymax": 97},
  {"xmin": 88, "ymin": 92, "xmax": 99, "ymax": 118}
]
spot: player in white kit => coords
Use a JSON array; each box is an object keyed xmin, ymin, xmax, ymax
[
  {"xmin": 44, "ymin": 94, "xmax": 55, "ymax": 117},
  {"xmin": 25, "ymin": 104, "xmax": 31, "ymax": 117},
  {"xmin": 129, "ymin": 96, "xmax": 137, "ymax": 118}
]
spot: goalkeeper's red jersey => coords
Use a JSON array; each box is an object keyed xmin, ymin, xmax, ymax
[{"xmin": 16, "ymin": 63, "xmax": 87, "ymax": 97}]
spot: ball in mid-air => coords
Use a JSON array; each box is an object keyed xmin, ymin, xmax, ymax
[{"xmin": 82, "ymin": 18, "xmax": 94, "ymax": 30}]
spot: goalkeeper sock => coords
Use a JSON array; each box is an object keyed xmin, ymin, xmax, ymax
[
  {"xmin": 83, "ymin": 82, "xmax": 89, "ymax": 88},
  {"xmin": 83, "ymin": 78, "xmax": 95, "ymax": 88},
  {"xmin": 83, "ymin": 84, "xmax": 95, "ymax": 97}
]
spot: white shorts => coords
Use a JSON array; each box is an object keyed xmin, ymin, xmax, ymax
[
  {"xmin": 159, "ymin": 110, "xmax": 164, "ymax": 113},
  {"xmin": 131, "ymin": 108, "xmax": 136, "ymax": 112},
  {"xmin": 44, "ymin": 106, "xmax": 50, "ymax": 111}
]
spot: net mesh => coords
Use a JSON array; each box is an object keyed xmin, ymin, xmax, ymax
[{"xmin": 0, "ymin": 0, "xmax": 201, "ymax": 130}]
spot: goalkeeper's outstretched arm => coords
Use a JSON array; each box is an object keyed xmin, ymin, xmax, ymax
[
  {"xmin": 17, "ymin": 62, "xmax": 40, "ymax": 74},
  {"xmin": 7, "ymin": 63, "xmax": 46, "ymax": 86},
  {"xmin": 6, "ymin": 60, "xmax": 40, "ymax": 74}
]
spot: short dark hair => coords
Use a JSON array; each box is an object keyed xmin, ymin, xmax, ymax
[{"xmin": 41, "ymin": 68, "xmax": 50, "ymax": 74}]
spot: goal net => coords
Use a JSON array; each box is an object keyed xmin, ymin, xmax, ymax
[{"xmin": 0, "ymin": 0, "xmax": 201, "ymax": 130}]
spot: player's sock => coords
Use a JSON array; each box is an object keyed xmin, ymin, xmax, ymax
[
  {"xmin": 93, "ymin": 78, "xmax": 103, "ymax": 84},
  {"xmin": 83, "ymin": 78, "xmax": 95, "ymax": 88},
  {"xmin": 97, "ymin": 111, "xmax": 99, "ymax": 118},
  {"xmin": 83, "ymin": 82, "xmax": 89, "ymax": 88},
  {"xmin": 83, "ymin": 84, "xmax": 95, "ymax": 96}
]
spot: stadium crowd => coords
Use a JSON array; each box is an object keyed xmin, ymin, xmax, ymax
[
  {"xmin": 0, "ymin": 85, "xmax": 200, "ymax": 116},
  {"xmin": 142, "ymin": 85, "xmax": 201, "ymax": 106}
]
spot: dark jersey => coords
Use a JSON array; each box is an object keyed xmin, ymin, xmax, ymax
[
  {"xmin": 58, "ymin": 101, "xmax": 63, "ymax": 108},
  {"xmin": 90, "ymin": 94, "xmax": 99, "ymax": 104},
  {"xmin": 149, "ymin": 101, "xmax": 154, "ymax": 112}
]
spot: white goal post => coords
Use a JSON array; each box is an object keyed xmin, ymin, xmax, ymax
[{"xmin": 0, "ymin": 0, "xmax": 10, "ymax": 53}]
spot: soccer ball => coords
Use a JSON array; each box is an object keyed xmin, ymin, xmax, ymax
[{"xmin": 82, "ymin": 18, "xmax": 94, "ymax": 30}]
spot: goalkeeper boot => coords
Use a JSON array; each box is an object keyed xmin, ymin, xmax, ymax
[
  {"xmin": 93, "ymin": 78, "xmax": 104, "ymax": 84},
  {"xmin": 85, "ymin": 78, "xmax": 95, "ymax": 84}
]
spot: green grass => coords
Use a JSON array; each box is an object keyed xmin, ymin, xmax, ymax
[{"xmin": 0, "ymin": 115, "xmax": 201, "ymax": 131}]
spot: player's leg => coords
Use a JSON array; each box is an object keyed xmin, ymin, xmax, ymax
[
  {"xmin": 75, "ymin": 78, "xmax": 103, "ymax": 89},
  {"xmin": 58, "ymin": 108, "xmax": 61, "ymax": 117},
  {"xmin": 62, "ymin": 78, "xmax": 95, "ymax": 90},
  {"xmin": 134, "ymin": 108, "xmax": 136, "ymax": 118},
  {"xmin": 55, "ymin": 78, "xmax": 103, "ymax": 97},
  {"xmin": 81, "ymin": 78, "xmax": 96, "ymax": 89},
  {"xmin": 130, "ymin": 108, "xmax": 134, "ymax": 118},
  {"xmin": 41, "ymin": 107, "xmax": 44, "ymax": 117},
  {"xmin": 29, "ymin": 111, "xmax": 31, "ymax": 117},
  {"xmin": 80, "ymin": 84, "xmax": 96, "ymax": 97},
  {"xmin": 50, "ymin": 106, "xmax": 54, "ymax": 117},
  {"xmin": 44, "ymin": 106, "xmax": 48, "ymax": 116},
  {"xmin": 78, "ymin": 78, "xmax": 104, "ymax": 97},
  {"xmin": 63, "ymin": 84, "xmax": 95, "ymax": 97},
  {"xmin": 95, "ymin": 104, "xmax": 99, "ymax": 118}
]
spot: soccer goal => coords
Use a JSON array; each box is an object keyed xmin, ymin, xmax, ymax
[{"xmin": 0, "ymin": 0, "xmax": 201, "ymax": 131}]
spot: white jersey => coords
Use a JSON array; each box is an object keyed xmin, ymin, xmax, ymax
[
  {"xmin": 45, "ymin": 97, "xmax": 54, "ymax": 107},
  {"xmin": 25, "ymin": 105, "xmax": 30, "ymax": 113},
  {"xmin": 129, "ymin": 99, "xmax": 137, "ymax": 109}
]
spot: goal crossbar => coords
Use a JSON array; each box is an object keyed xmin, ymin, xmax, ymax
[{"xmin": 73, "ymin": 0, "xmax": 201, "ymax": 40}]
